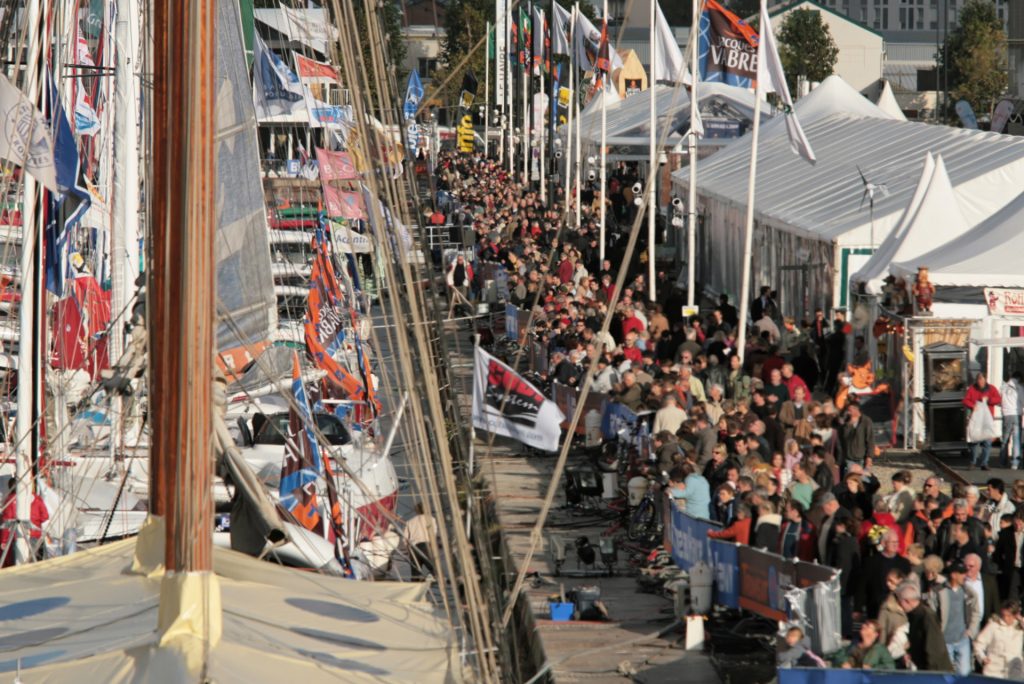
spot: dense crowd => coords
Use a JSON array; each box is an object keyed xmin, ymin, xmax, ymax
[{"xmin": 436, "ymin": 150, "xmax": 1024, "ymax": 675}]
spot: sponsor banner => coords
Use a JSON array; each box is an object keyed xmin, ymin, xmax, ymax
[
  {"xmin": 294, "ymin": 53, "xmax": 337, "ymax": 82},
  {"xmin": 698, "ymin": 0, "xmax": 759, "ymax": 88},
  {"xmin": 332, "ymin": 228, "xmax": 374, "ymax": 254},
  {"xmin": 495, "ymin": 0, "xmax": 507, "ymax": 107},
  {"xmin": 985, "ymin": 288, "xmax": 1024, "ymax": 316},
  {"xmin": 472, "ymin": 347, "xmax": 565, "ymax": 451},
  {"xmin": 316, "ymin": 147, "xmax": 358, "ymax": 181},
  {"xmin": 777, "ymin": 670, "xmax": 993, "ymax": 684},
  {"xmin": 0, "ymin": 73, "xmax": 58, "ymax": 191},
  {"xmin": 738, "ymin": 545, "xmax": 795, "ymax": 622},
  {"xmin": 669, "ymin": 508, "xmax": 722, "ymax": 571},
  {"xmin": 710, "ymin": 539, "xmax": 740, "ymax": 608}
]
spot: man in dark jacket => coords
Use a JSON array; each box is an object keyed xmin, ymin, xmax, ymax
[
  {"xmin": 994, "ymin": 513, "xmax": 1024, "ymax": 601},
  {"xmin": 840, "ymin": 403, "xmax": 874, "ymax": 470},
  {"xmin": 899, "ymin": 583, "xmax": 954, "ymax": 672},
  {"xmin": 935, "ymin": 499, "xmax": 988, "ymax": 556},
  {"xmin": 828, "ymin": 511, "xmax": 860, "ymax": 638}
]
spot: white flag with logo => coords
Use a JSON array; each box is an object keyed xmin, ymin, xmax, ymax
[
  {"xmin": 0, "ymin": 73, "xmax": 57, "ymax": 192},
  {"xmin": 472, "ymin": 347, "xmax": 565, "ymax": 452},
  {"xmin": 757, "ymin": 0, "xmax": 815, "ymax": 163}
]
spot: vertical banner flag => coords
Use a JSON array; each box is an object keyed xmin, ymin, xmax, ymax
[
  {"xmin": 45, "ymin": 69, "xmax": 92, "ymax": 296},
  {"xmin": 252, "ymin": 33, "xmax": 305, "ymax": 119},
  {"xmin": 294, "ymin": 52, "xmax": 348, "ymax": 128},
  {"xmin": 495, "ymin": 0, "xmax": 507, "ymax": 107},
  {"xmin": 403, "ymin": 70, "xmax": 424, "ymax": 158},
  {"xmin": 757, "ymin": 0, "xmax": 815, "ymax": 163},
  {"xmin": 698, "ymin": 0, "xmax": 759, "ymax": 87},
  {"xmin": 551, "ymin": 2, "xmax": 571, "ymax": 56},
  {"xmin": 281, "ymin": 351, "xmax": 325, "ymax": 535},
  {"xmin": 305, "ymin": 228, "xmax": 368, "ymax": 401},
  {"xmin": 596, "ymin": 17, "xmax": 611, "ymax": 75},
  {"xmin": 532, "ymin": 6, "xmax": 545, "ymax": 75},
  {"xmin": 519, "ymin": 6, "xmax": 532, "ymax": 70},
  {"xmin": 73, "ymin": 25, "xmax": 101, "ymax": 135},
  {"xmin": 472, "ymin": 347, "xmax": 565, "ymax": 451},
  {"xmin": 457, "ymin": 69, "xmax": 479, "ymax": 153}
]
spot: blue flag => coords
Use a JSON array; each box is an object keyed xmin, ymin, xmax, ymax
[
  {"xmin": 403, "ymin": 71, "xmax": 423, "ymax": 159},
  {"xmin": 45, "ymin": 69, "xmax": 91, "ymax": 296},
  {"xmin": 252, "ymin": 33, "xmax": 304, "ymax": 119}
]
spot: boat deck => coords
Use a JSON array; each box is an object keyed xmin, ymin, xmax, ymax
[{"xmin": 448, "ymin": 322, "xmax": 719, "ymax": 684}]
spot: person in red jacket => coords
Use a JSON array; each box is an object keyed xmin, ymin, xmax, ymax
[
  {"xmin": 1, "ymin": 478, "xmax": 50, "ymax": 567},
  {"xmin": 963, "ymin": 373, "xmax": 1002, "ymax": 470},
  {"xmin": 708, "ymin": 501, "xmax": 752, "ymax": 545}
]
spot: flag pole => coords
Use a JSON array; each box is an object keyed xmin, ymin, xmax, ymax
[
  {"xmin": 539, "ymin": 13, "xmax": 547, "ymax": 203},
  {"xmin": 508, "ymin": 2, "xmax": 515, "ymax": 174},
  {"xmin": 599, "ymin": 0, "xmax": 608, "ymax": 263},
  {"xmin": 563, "ymin": 4, "xmax": 575, "ymax": 213},
  {"xmin": 574, "ymin": 4, "xmax": 582, "ymax": 228},
  {"xmin": 687, "ymin": 0, "xmax": 700, "ymax": 306},
  {"xmin": 485, "ymin": 21, "xmax": 491, "ymax": 159},
  {"xmin": 735, "ymin": 67, "xmax": 764, "ymax": 365},
  {"xmin": 522, "ymin": 28, "xmax": 529, "ymax": 185},
  {"xmin": 648, "ymin": 0, "xmax": 657, "ymax": 302}
]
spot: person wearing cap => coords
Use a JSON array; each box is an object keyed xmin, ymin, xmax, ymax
[{"xmin": 926, "ymin": 560, "xmax": 980, "ymax": 675}]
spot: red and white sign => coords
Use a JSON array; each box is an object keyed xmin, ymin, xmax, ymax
[
  {"xmin": 321, "ymin": 183, "xmax": 365, "ymax": 220},
  {"xmin": 985, "ymin": 288, "xmax": 1024, "ymax": 316},
  {"xmin": 294, "ymin": 53, "xmax": 338, "ymax": 83}
]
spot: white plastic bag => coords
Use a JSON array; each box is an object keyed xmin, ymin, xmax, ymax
[{"xmin": 967, "ymin": 403, "xmax": 999, "ymax": 443}]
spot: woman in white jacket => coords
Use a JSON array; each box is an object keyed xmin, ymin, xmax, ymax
[{"xmin": 974, "ymin": 599, "xmax": 1024, "ymax": 679}]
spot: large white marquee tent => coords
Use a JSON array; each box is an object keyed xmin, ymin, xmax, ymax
[{"xmin": 671, "ymin": 75, "xmax": 1024, "ymax": 316}]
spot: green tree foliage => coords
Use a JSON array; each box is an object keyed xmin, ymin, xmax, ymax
[
  {"xmin": 433, "ymin": 0, "xmax": 491, "ymax": 107},
  {"xmin": 776, "ymin": 9, "xmax": 839, "ymax": 93},
  {"xmin": 937, "ymin": 0, "xmax": 1007, "ymax": 120}
]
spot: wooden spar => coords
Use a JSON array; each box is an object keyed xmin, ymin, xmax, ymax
[{"xmin": 150, "ymin": 0, "xmax": 216, "ymax": 573}]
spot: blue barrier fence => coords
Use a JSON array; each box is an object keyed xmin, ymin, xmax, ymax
[{"xmin": 779, "ymin": 670, "xmax": 1005, "ymax": 684}]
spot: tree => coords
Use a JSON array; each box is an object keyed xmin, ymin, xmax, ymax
[
  {"xmin": 432, "ymin": 0, "xmax": 491, "ymax": 110},
  {"xmin": 938, "ymin": 0, "xmax": 1007, "ymax": 121},
  {"xmin": 776, "ymin": 9, "xmax": 839, "ymax": 94}
]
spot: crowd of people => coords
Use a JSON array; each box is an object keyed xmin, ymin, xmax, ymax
[{"xmin": 435, "ymin": 150, "xmax": 1024, "ymax": 676}]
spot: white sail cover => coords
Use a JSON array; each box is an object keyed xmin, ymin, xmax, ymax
[
  {"xmin": 0, "ymin": 538, "xmax": 459, "ymax": 682},
  {"xmin": 215, "ymin": 0, "xmax": 277, "ymax": 350}
]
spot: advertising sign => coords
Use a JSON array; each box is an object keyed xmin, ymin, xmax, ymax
[
  {"xmin": 985, "ymin": 288, "xmax": 1024, "ymax": 316},
  {"xmin": 738, "ymin": 545, "xmax": 795, "ymax": 621},
  {"xmin": 698, "ymin": 0, "xmax": 759, "ymax": 88}
]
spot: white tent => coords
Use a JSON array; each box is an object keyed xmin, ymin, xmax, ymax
[
  {"xmin": 851, "ymin": 154, "xmax": 970, "ymax": 293},
  {"xmin": 671, "ymin": 75, "xmax": 1024, "ymax": 312},
  {"xmin": 0, "ymin": 536, "xmax": 459, "ymax": 682},
  {"xmin": 574, "ymin": 82, "xmax": 763, "ymax": 148},
  {"xmin": 873, "ymin": 80, "xmax": 907, "ymax": 121},
  {"xmin": 891, "ymin": 189, "xmax": 1024, "ymax": 288}
]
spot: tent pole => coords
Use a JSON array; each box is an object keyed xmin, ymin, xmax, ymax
[
  {"xmin": 687, "ymin": 0, "xmax": 700, "ymax": 306},
  {"xmin": 599, "ymin": 0, "xmax": 608, "ymax": 262}
]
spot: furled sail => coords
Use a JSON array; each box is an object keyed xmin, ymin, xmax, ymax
[{"xmin": 214, "ymin": 0, "xmax": 277, "ymax": 350}]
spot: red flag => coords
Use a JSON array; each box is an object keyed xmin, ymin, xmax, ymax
[
  {"xmin": 321, "ymin": 183, "xmax": 366, "ymax": 220},
  {"xmin": 50, "ymin": 276, "xmax": 110, "ymax": 380},
  {"xmin": 315, "ymin": 147, "xmax": 359, "ymax": 181}
]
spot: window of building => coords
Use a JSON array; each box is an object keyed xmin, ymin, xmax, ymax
[{"xmin": 418, "ymin": 58, "xmax": 438, "ymax": 78}]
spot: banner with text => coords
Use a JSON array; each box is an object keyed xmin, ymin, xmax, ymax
[
  {"xmin": 985, "ymin": 288, "xmax": 1024, "ymax": 316},
  {"xmin": 472, "ymin": 346, "xmax": 565, "ymax": 451},
  {"xmin": 698, "ymin": 0, "xmax": 759, "ymax": 88}
]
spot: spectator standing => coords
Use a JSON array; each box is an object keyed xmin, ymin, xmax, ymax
[
  {"xmin": 984, "ymin": 478, "xmax": 1016, "ymax": 541},
  {"xmin": 929, "ymin": 560, "xmax": 979, "ymax": 676},
  {"xmin": 963, "ymin": 373, "xmax": 1001, "ymax": 470},
  {"xmin": 898, "ymin": 582, "xmax": 954, "ymax": 672},
  {"xmin": 994, "ymin": 513, "xmax": 1024, "ymax": 601},
  {"xmin": 965, "ymin": 553, "xmax": 1001, "ymax": 626},
  {"xmin": 828, "ymin": 511, "xmax": 860, "ymax": 638},
  {"xmin": 973, "ymin": 599, "xmax": 1024, "ymax": 679},
  {"xmin": 778, "ymin": 500, "xmax": 817, "ymax": 562},
  {"xmin": 1000, "ymin": 373, "xmax": 1024, "ymax": 469},
  {"xmin": 753, "ymin": 501, "xmax": 782, "ymax": 550},
  {"xmin": 861, "ymin": 530, "xmax": 911, "ymax": 618},
  {"xmin": 840, "ymin": 403, "xmax": 874, "ymax": 470}
]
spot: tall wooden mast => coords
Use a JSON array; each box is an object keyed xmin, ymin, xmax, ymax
[{"xmin": 149, "ymin": 0, "xmax": 220, "ymax": 673}]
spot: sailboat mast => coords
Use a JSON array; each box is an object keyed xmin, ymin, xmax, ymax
[
  {"xmin": 150, "ymin": 0, "xmax": 215, "ymax": 573},
  {"xmin": 14, "ymin": 0, "xmax": 46, "ymax": 567}
]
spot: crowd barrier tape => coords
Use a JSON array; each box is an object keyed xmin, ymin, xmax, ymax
[{"xmin": 779, "ymin": 670, "xmax": 1005, "ymax": 684}]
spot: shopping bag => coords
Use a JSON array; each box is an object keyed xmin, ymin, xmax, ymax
[{"xmin": 967, "ymin": 403, "xmax": 998, "ymax": 443}]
